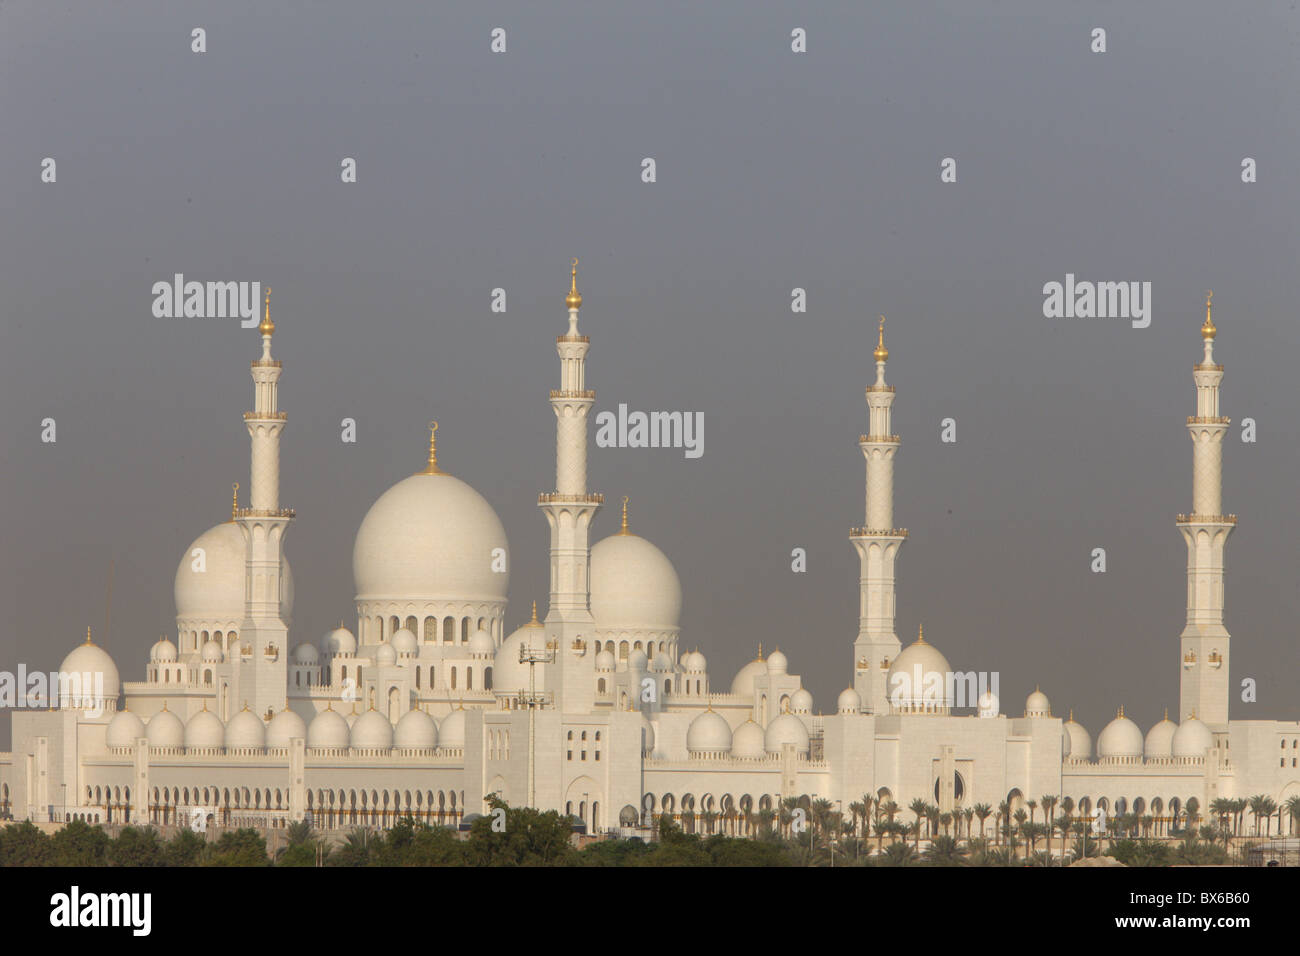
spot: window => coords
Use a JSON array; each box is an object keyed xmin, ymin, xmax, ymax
[{"xmin": 567, "ymin": 750, "xmax": 572, "ymax": 761}]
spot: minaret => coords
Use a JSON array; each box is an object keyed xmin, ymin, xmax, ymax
[
  {"xmin": 1177, "ymin": 292, "xmax": 1233, "ymax": 730},
  {"xmin": 851, "ymin": 317, "xmax": 907, "ymax": 713},
  {"xmin": 538, "ymin": 260, "xmax": 603, "ymax": 713},
  {"xmin": 236, "ymin": 287, "xmax": 294, "ymax": 717}
]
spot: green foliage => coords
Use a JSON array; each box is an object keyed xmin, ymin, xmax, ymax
[
  {"xmin": 51, "ymin": 818, "xmax": 110, "ymax": 866},
  {"xmin": 0, "ymin": 821, "xmax": 54, "ymax": 866},
  {"xmin": 1106, "ymin": 838, "xmax": 1171, "ymax": 867},
  {"xmin": 107, "ymin": 827, "xmax": 163, "ymax": 867},
  {"xmin": 205, "ymin": 828, "xmax": 269, "ymax": 866},
  {"xmin": 163, "ymin": 828, "xmax": 206, "ymax": 866}
]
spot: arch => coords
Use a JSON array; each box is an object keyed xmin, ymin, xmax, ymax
[
  {"xmin": 484, "ymin": 666, "xmax": 493, "ymax": 690},
  {"xmin": 443, "ymin": 616, "xmax": 455, "ymax": 643},
  {"xmin": 423, "ymin": 616, "xmax": 437, "ymax": 642}
]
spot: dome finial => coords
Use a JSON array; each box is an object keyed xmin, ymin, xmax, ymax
[
  {"xmin": 529, "ymin": 600, "xmax": 539, "ymax": 625},
  {"xmin": 874, "ymin": 315, "xmax": 889, "ymax": 362},
  {"xmin": 230, "ymin": 482, "xmax": 239, "ymax": 521},
  {"xmin": 420, "ymin": 421, "xmax": 445, "ymax": 475},
  {"xmin": 619, "ymin": 495, "xmax": 630, "ymax": 535},
  {"xmin": 755, "ymin": 642, "xmax": 763, "ymax": 662},
  {"xmin": 566, "ymin": 258, "xmax": 583, "ymax": 311},
  {"xmin": 259, "ymin": 286, "xmax": 275, "ymax": 337},
  {"xmin": 1068, "ymin": 708, "xmax": 1074, "ymax": 722},
  {"xmin": 1201, "ymin": 290, "xmax": 1216, "ymax": 340},
  {"xmin": 916, "ymin": 623, "xmax": 926, "ymax": 644},
  {"xmin": 84, "ymin": 626, "xmax": 93, "ymax": 645}
]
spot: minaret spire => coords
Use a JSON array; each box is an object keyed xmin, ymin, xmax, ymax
[
  {"xmin": 1178, "ymin": 293, "xmax": 1233, "ymax": 730},
  {"xmin": 851, "ymin": 315, "xmax": 906, "ymax": 713}
]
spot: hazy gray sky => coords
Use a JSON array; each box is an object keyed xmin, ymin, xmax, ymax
[{"xmin": 2, "ymin": 1, "xmax": 1297, "ymax": 737}]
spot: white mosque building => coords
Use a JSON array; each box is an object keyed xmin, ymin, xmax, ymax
[{"xmin": 1, "ymin": 274, "xmax": 1297, "ymax": 838}]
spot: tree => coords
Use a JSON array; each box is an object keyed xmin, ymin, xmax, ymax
[
  {"xmin": 205, "ymin": 828, "xmax": 268, "ymax": 866},
  {"xmin": 51, "ymin": 819, "xmax": 110, "ymax": 866},
  {"xmin": 924, "ymin": 835, "xmax": 966, "ymax": 866},
  {"xmin": 1039, "ymin": 795, "xmax": 1058, "ymax": 861},
  {"xmin": 164, "ymin": 828, "xmax": 205, "ymax": 866},
  {"xmin": 108, "ymin": 826, "xmax": 162, "ymax": 867},
  {"xmin": 973, "ymin": 803, "xmax": 992, "ymax": 840},
  {"xmin": 879, "ymin": 841, "xmax": 917, "ymax": 867},
  {"xmin": 1284, "ymin": 795, "xmax": 1300, "ymax": 836},
  {"xmin": 463, "ymin": 797, "xmax": 575, "ymax": 866},
  {"xmin": 0, "ymin": 821, "xmax": 53, "ymax": 866},
  {"xmin": 908, "ymin": 798, "xmax": 928, "ymax": 848}
]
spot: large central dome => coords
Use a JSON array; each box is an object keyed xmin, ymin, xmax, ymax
[{"xmin": 353, "ymin": 472, "xmax": 509, "ymax": 603}]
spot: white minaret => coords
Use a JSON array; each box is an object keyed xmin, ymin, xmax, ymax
[
  {"xmin": 1178, "ymin": 292, "xmax": 1233, "ymax": 731},
  {"xmin": 851, "ymin": 317, "xmax": 906, "ymax": 713},
  {"xmin": 236, "ymin": 287, "xmax": 293, "ymax": 719},
  {"xmin": 539, "ymin": 260, "xmax": 603, "ymax": 713}
]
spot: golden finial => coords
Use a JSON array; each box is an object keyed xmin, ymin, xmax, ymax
[
  {"xmin": 259, "ymin": 287, "xmax": 275, "ymax": 337},
  {"xmin": 874, "ymin": 315, "xmax": 889, "ymax": 362},
  {"xmin": 755, "ymin": 642, "xmax": 764, "ymax": 662},
  {"xmin": 619, "ymin": 496, "xmax": 630, "ymax": 535},
  {"xmin": 1117, "ymin": 705, "xmax": 1124, "ymax": 718},
  {"xmin": 566, "ymin": 258, "xmax": 582, "ymax": 310},
  {"xmin": 162, "ymin": 700, "xmax": 169, "ymax": 712},
  {"xmin": 1201, "ymin": 291, "xmax": 1216, "ymax": 340},
  {"xmin": 420, "ymin": 421, "xmax": 445, "ymax": 475},
  {"xmin": 84, "ymin": 626, "xmax": 93, "ymax": 645},
  {"xmin": 916, "ymin": 623, "xmax": 926, "ymax": 645},
  {"xmin": 230, "ymin": 482, "xmax": 239, "ymax": 521},
  {"xmin": 1068, "ymin": 708, "xmax": 1074, "ymax": 722},
  {"xmin": 529, "ymin": 600, "xmax": 540, "ymax": 626}
]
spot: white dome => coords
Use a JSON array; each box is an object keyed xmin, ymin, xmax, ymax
[
  {"xmin": 837, "ymin": 687, "xmax": 861, "ymax": 714},
  {"xmin": 1172, "ymin": 716, "xmax": 1213, "ymax": 758},
  {"xmin": 201, "ymin": 640, "xmax": 224, "ymax": 663},
  {"xmin": 225, "ymin": 707, "xmax": 266, "ymax": 750},
  {"xmin": 1025, "ymin": 688, "xmax": 1051, "ymax": 717},
  {"xmin": 683, "ymin": 650, "xmax": 706, "ymax": 673},
  {"xmin": 292, "ymin": 642, "xmax": 319, "ymax": 665},
  {"xmin": 375, "ymin": 643, "xmax": 397, "ymax": 666},
  {"xmin": 390, "ymin": 628, "xmax": 418, "ymax": 655},
  {"xmin": 439, "ymin": 708, "xmax": 466, "ymax": 749},
  {"xmin": 145, "ymin": 707, "xmax": 184, "ymax": 749},
  {"xmin": 1064, "ymin": 715, "xmax": 1091, "ymax": 759},
  {"xmin": 494, "ymin": 617, "xmax": 546, "ymax": 692},
  {"xmin": 765, "ymin": 712, "xmax": 810, "ymax": 754},
  {"xmin": 175, "ymin": 521, "xmax": 293, "ymax": 622},
  {"xmin": 267, "ymin": 708, "xmax": 307, "ymax": 748},
  {"xmin": 730, "ymin": 658, "xmax": 767, "ymax": 697},
  {"xmin": 1097, "ymin": 710, "xmax": 1143, "ymax": 758},
  {"xmin": 307, "ymin": 708, "xmax": 350, "ymax": 749},
  {"xmin": 467, "ymin": 628, "xmax": 495, "ymax": 657},
  {"xmin": 1144, "ymin": 713, "xmax": 1178, "ymax": 758},
  {"xmin": 590, "ymin": 532, "xmax": 682, "ymax": 630},
  {"xmin": 394, "ymin": 708, "xmax": 438, "ymax": 750},
  {"xmin": 59, "ymin": 639, "xmax": 120, "ymax": 705},
  {"xmin": 790, "ymin": 688, "xmax": 813, "ymax": 715},
  {"xmin": 150, "ymin": 638, "xmax": 177, "ymax": 663},
  {"xmin": 640, "ymin": 716, "xmax": 656, "ymax": 753},
  {"xmin": 106, "ymin": 709, "xmax": 145, "ymax": 749},
  {"xmin": 978, "ymin": 690, "xmax": 1000, "ymax": 717},
  {"xmin": 766, "ymin": 649, "xmax": 788, "ymax": 676},
  {"xmin": 353, "ymin": 472, "xmax": 509, "ymax": 604},
  {"xmin": 185, "ymin": 708, "xmax": 225, "ymax": 750},
  {"xmin": 321, "ymin": 625, "xmax": 356, "ymax": 656},
  {"xmin": 595, "ymin": 649, "xmax": 616, "ymax": 671},
  {"xmin": 649, "ymin": 652, "xmax": 674, "ymax": 673},
  {"xmin": 350, "ymin": 709, "xmax": 394, "ymax": 750},
  {"xmin": 886, "ymin": 628, "xmax": 952, "ymax": 711},
  {"xmin": 627, "ymin": 649, "xmax": 648, "ymax": 672},
  {"xmin": 731, "ymin": 719, "xmax": 766, "ymax": 758},
  {"xmin": 686, "ymin": 709, "xmax": 732, "ymax": 753}
]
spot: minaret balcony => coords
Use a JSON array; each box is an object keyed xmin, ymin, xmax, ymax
[
  {"xmin": 1175, "ymin": 514, "xmax": 1236, "ymax": 525},
  {"xmin": 235, "ymin": 506, "xmax": 297, "ymax": 519},
  {"xmin": 557, "ymin": 333, "xmax": 590, "ymax": 344},
  {"xmin": 243, "ymin": 411, "xmax": 288, "ymax": 420},
  {"xmin": 250, "ymin": 358, "xmax": 283, "ymax": 369},
  {"xmin": 864, "ymin": 385, "xmax": 896, "ymax": 394},
  {"xmin": 538, "ymin": 492, "xmax": 604, "ymax": 505},
  {"xmin": 549, "ymin": 389, "xmax": 596, "ymax": 399},
  {"xmin": 1193, "ymin": 362, "xmax": 1224, "ymax": 372},
  {"xmin": 849, "ymin": 527, "xmax": 909, "ymax": 538},
  {"xmin": 1186, "ymin": 416, "xmax": 1229, "ymax": 425},
  {"xmin": 858, "ymin": 434, "xmax": 900, "ymax": 444}
]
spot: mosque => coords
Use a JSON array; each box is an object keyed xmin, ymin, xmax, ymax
[{"xmin": 2, "ymin": 271, "xmax": 1297, "ymax": 839}]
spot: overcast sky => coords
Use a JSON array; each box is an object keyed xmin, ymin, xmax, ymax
[{"xmin": 1, "ymin": 1, "xmax": 1297, "ymax": 736}]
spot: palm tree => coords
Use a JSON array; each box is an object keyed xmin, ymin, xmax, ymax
[
  {"xmin": 924, "ymin": 835, "xmax": 967, "ymax": 866},
  {"xmin": 939, "ymin": 811, "xmax": 953, "ymax": 836},
  {"xmin": 1284, "ymin": 795, "xmax": 1300, "ymax": 836},
  {"xmin": 974, "ymin": 803, "xmax": 992, "ymax": 840},
  {"xmin": 780, "ymin": 797, "xmax": 800, "ymax": 838},
  {"xmin": 1027, "ymin": 799, "xmax": 1038, "ymax": 831},
  {"xmin": 905, "ymin": 820, "xmax": 921, "ymax": 852},
  {"xmin": 1184, "ymin": 796, "xmax": 1201, "ymax": 831},
  {"xmin": 1248, "ymin": 795, "xmax": 1267, "ymax": 836},
  {"xmin": 848, "ymin": 801, "xmax": 865, "ymax": 842},
  {"xmin": 908, "ymin": 798, "xmax": 928, "ymax": 847},
  {"xmin": 1012, "ymin": 809, "xmax": 1028, "ymax": 859},
  {"xmin": 963, "ymin": 807, "xmax": 975, "ymax": 844},
  {"xmin": 860, "ymin": 795, "xmax": 875, "ymax": 839},
  {"xmin": 1261, "ymin": 797, "xmax": 1278, "ymax": 836},
  {"xmin": 1040, "ymin": 795, "xmax": 1058, "ymax": 862},
  {"xmin": 997, "ymin": 800, "xmax": 1011, "ymax": 846},
  {"xmin": 881, "ymin": 841, "xmax": 917, "ymax": 866}
]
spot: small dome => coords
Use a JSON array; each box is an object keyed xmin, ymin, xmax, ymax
[
  {"xmin": 106, "ymin": 709, "xmax": 145, "ymax": 749},
  {"xmin": 375, "ymin": 643, "xmax": 397, "ymax": 666},
  {"xmin": 292, "ymin": 642, "xmax": 319, "ymax": 665},
  {"xmin": 439, "ymin": 708, "xmax": 466, "ymax": 749},
  {"xmin": 150, "ymin": 638, "xmax": 178, "ymax": 663},
  {"xmin": 1097, "ymin": 709, "xmax": 1143, "ymax": 758},
  {"xmin": 590, "ymin": 532, "xmax": 682, "ymax": 631},
  {"xmin": 185, "ymin": 708, "xmax": 225, "ymax": 750},
  {"xmin": 731, "ymin": 719, "xmax": 766, "ymax": 759},
  {"xmin": 145, "ymin": 707, "xmax": 184, "ymax": 749},
  {"xmin": 307, "ymin": 708, "xmax": 350, "ymax": 749},
  {"xmin": 1144, "ymin": 711, "xmax": 1178, "ymax": 758},
  {"xmin": 467, "ymin": 629, "xmax": 495, "ymax": 657},
  {"xmin": 595, "ymin": 649, "xmax": 615, "ymax": 671},
  {"xmin": 627, "ymin": 649, "xmax": 648, "ymax": 672},
  {"xmin": 322, "ymin": 625, "xmax": 356, "ymax": 656},
  {"xmin": 683, "ymin": 650, "xmax": 707, "ymax": 673},
  {"xmin": 978, "ymin": 690, "xmax": 1000, "ymax": 717},
  {"xmin": 765, "ymin": 712, "xmax": 810, "ymax": 755},
  {"xmin": 730, "ymin": 657, "xmax": 767, "ymax": 697},
  {"xmin": 766, "ymin": 648, "xmax": 789, "ymax": 676},
  {"xmin": 649, "ymin": 652, "xmax": 674, "ymax": 673},
  {"xmin": 175, "ymin": 521, "xmax": 293, "ymax": 623},
  {"xmin": 390, "ymin": 628, "xmax": 418, "ymax": 655},
  {"xmin": 1172, "ymin": 716, "xmax": 1213, "ymax": 758},
  {"xmin": 686, "ymin": 709, "xmax": 732, "ymax": 753},
  {"xmin": 494, "ymin": 614, "xmax": 546, "ymax": 692},
  {"xmin": 267, "ymin": 708, "xmax": 307, "ymax": 748},
  {"xmin": 201, "ymin": 640, "xmax": 224, "ymax": 663},
  {"xmin": 59, "ymin": 638, "xmax": 120, "ymax": 706},
  {"xmin": 350, "ymin": 708, "xmax": 394, "ymax": 750},
  {"xmin": 886, "ymin": 626, "xmax": 952, "ymax": 712},
  {"xmin": 837, "ymin": 687, "xmax": 861, "ymax": 714},
  {"xmin": 1025, "ymin": 688, "xmax": 1051, "ymax": 717},
  {"xmin": 225, "ymin": 707, "xmax": 266, "ymax": 750},
  {"xmin": 1064, "ymin": 713, "xmax": 1091, "ymax": 759},
  {"xmin": 790, "ymin": 688, "xmax": 813, "ymax": 715},
  {"xmin": 395, "ymin": 708, "xmax": 438, "ymax": 750}
]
